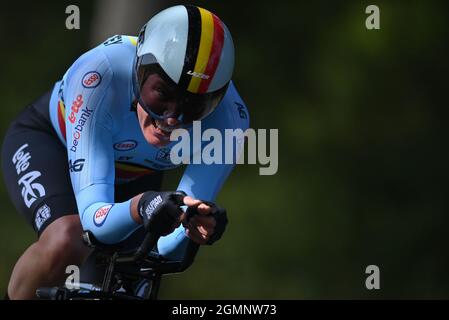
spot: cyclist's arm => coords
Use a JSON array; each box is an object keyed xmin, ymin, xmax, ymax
[
  {"xmin": 64, "ymin": 49, "xmax": 140, "ymax": 244},
  {"xmin": 158, "ymin": 84, "xmax": 250, "ymax": 259}
]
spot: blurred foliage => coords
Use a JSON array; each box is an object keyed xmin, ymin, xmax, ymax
[{"xmin": 1, "ymin": 0, "xmax": 449, "ymax": 299}]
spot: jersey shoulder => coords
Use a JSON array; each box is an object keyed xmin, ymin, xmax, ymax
[
  {"xmin": 98, "ymin": 35, "xmax": 137, "ymax": 65},
  {"xmin": 65, "ymin": 35, "xmax": 136, "ymax": 83},
  {"xmin": 93, "ymin": 35, "xmax": 137, "ymax": 79},
  {"xmin": 203, "ymin": 81, "xmax": 250, "ymax": 131}
]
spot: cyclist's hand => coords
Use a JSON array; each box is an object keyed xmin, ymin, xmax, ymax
[
  {"xmin": 182, "ymin": 197, "xmax": 228, "ymax": 245},
  {"xmin": 138, "ymin": 191, "xmax": 186, "ymax": 236}
]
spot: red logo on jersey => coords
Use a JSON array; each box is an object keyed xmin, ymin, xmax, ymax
[
  {"xmin": 68, "ymin": 95, "xmax": 83, "ymax": 124},
  {"xmin": 93, "ymin": 204, "xmax": 113, "ymax": 227},
  {"xmin": 82, "ymin": 71, "xmax": 102, "ymax": 88},
  {"xmin": 114, "ymin": 140, "xmax": 138, "ymax": 151}
]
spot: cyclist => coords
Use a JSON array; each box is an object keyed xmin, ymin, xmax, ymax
[{"xmin": 1, "ymin": 5, "xmax": 249, "ymax": 299}]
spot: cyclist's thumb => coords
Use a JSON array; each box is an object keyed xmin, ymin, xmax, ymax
[{"xmin": 170, "ymin": 190, "xmax": 187, "ymax": 206}]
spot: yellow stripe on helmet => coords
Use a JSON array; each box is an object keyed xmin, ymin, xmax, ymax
[{"xmin": 187, "ymin": 8, "xmax": 215, "ymax": 93}]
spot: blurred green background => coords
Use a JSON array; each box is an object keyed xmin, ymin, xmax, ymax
[{"xmin": 1, "ymin": 0, "xmax": 449, "ymax": 299}]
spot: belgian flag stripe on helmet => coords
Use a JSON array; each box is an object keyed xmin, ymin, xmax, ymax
[
  {"xmin": 178, "ymin": 6, "xmax": 202, "ymax": 91},
  {"xmin": 179, "ymin": 6, "xmax": 226, "ymax": 94},
  {"xmin": 187, "ymin": 8, "xmax": 215, "ymax": 93},
  {"xmin": 198, "ymin": 13, "xmax": 225, "ymax": 93}
]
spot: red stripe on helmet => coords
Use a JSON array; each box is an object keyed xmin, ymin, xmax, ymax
[{"xmin": 197, "ymin": 14, "xmax": 225, "ymax": 94}]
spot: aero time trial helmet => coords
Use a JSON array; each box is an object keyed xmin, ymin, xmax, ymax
[{"xmin": 133, "ymin": 5, "xmax": 235, "ymax": 125}]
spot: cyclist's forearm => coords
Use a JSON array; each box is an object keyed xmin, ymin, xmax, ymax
[
  {"xmin": 157, "ymin": 225, "xmax": 191, "ymax": 260},
  {"xmin": 130, "ymin": 193, "xmax": 144, "ymax": 224},
  {"xmin": 75, "ymin": 183, "xmax": 141, "ymax": 243},
  {"xmin": 80, "ymin": 199, "xmax": 139, "ymax": 244}
]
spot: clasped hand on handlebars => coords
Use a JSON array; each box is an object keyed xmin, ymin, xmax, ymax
[{"xmin": 138, "ymin": 191, "xmax": 228, "ymax": 245}]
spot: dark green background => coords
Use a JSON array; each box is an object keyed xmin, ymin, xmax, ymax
[{"xmin": 1, "ymin": 0, "xmax": 448, "ymax": 298}]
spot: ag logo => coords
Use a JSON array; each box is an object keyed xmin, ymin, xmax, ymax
[
  {"xmin": 235, "ymin": 102, "xmax": 247, "ymax": 119},
  {"xmin": 156, "ymin": 148, "xmax": 171, "ymax": 163},
  {"xmin": 103, "ymin": 35, "xmax": 122, "ymax": 46},
  {"xmin": 82, "ymin": 71, "xmax": 102, "ymax": 88},
  {"xmin": 69, "ymin": 159, "xmax": 85, "ymax": 172},
  {"xmin": 93, "ymin": 204, "xmax": 113, "ymax": 227}
]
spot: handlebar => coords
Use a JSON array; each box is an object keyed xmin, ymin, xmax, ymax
[
  {"xmin": 83, "ymin": 229, "xmax": 199, "ymax": 279},
  {"xmin": 115, "ymin": 232, "xmax": 160, "ymax": 263},
  {"xmin": 82, "ymin": 192, "xmax": 203, "ymax": 272},
  {"xmin": 37, "ymin": 194, "xmax": 202, "ymax": 300}
]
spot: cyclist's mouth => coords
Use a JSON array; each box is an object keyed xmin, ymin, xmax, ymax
[{"xmin": 152, "ymin": 118, "xmax": 176, "ymax": 136}]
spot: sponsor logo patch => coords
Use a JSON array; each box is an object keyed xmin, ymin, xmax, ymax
[
  {"xmin": 114, "ymin": 140, "xmax": 137, "ymax": 151},
  {"xmin": 12, "ymin": 144, "xmax": 46, "ymax": 208},
  {"xmin": 69, "ymin": 159, "xmax": 85, "ymax": 172},
  {"xmin": 235, "ymin": 102, "xmax": 247, "ymax": 119},
  {"xmin": 18, "ymin": 171, "xmax": 46, "ymax": 208},
  {"xmin": 68, "ymin": 95, "xmax": 84, "ymax": 124},
  {"xmin": 70, "ymin": 107, "xmax": 94, "ymax": 152},
  {"xmin": 35, "ymin": 204, "xmax": 51, "ymax": 231},
  {"xmin": 12, "ymin": 144, "xmax": 31, "ymax": 174},
  {"xmin": 93, "ymin": 204, "xmax": 113, "ymax": 227},
  {"xmin": 156, "ymin": 147, "xmax": 171, "ymax": 163},
  {"xmin": 82, "ymin": 71, "xmax": 102, "ymax": 88},
  {"xmin": 145, "ymin": 195, "xmax": 162, "ymax": 218},
  {"xmin": 103, "ymin": 35, "xmax": 122, "ymax": 46},
  {"xmin": 187, "ymin": 70, "xmax": 210, "ymax": 80}
]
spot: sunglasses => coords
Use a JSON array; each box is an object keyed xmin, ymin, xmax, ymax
[{"xmin": 133, "ymin": 57, "xmax": 227, "ymax": 125}]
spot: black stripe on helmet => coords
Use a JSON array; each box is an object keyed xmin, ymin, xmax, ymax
[{"xmin": 178, "ymin": 5, "xmax": 202, "ymax": 91}]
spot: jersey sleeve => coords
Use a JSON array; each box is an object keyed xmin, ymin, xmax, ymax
[
  {"xmin": 157, "ymin": 82, "xmax": 250, "ymax": 259},
  {"xmin": 63, "ymin": 48, "xmax": 140, "ymax": 244}
]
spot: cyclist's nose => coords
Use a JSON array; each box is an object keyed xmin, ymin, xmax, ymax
[
  {"xmin": 162, "ymin": 103, "xmax": 180, "ymax": 127},
  {"xmin": 166, "ymin": 116, "xmax": 179, "ymax": 127}
]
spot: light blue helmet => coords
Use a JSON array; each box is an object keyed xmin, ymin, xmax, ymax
[{"xmin": 134, "ymin": 5, "xmax": 235, "ymax": 123}]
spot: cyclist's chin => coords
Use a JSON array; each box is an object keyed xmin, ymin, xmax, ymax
[
  {"xmin": 144, "ymin": 125, "xmax": 171, "ymax": 147},
  {"xmin": 137, "ymin": 104, "xmax": 171, "ymax": 147}
]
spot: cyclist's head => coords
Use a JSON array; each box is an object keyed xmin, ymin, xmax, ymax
[{"xmin": 133, "ymin": 5, "xmax": 234, "ymax": 128}]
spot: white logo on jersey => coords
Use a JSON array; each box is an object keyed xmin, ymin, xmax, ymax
[
  {"xmin": 18, "ymin": 171, "xmax": 46, "ymax": 208},
  {"xmin": 12, "ymin": 144, "xmax": 31, "ymax": 174},
  {"xmin": 35, "ymin": 204, "xmax": 51, "ymax": 231},
  {"xmin": 145, "ymin": 195, "xmax": 163, "ymax": 218},
  {"xmin": 12, "ymin": 144, "xmax": 46, "ymax": 208}
]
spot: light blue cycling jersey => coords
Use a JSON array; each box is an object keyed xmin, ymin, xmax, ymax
[{"xmin": 47, "ymin": 35, "xmax": 249, "ymax": 260}]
